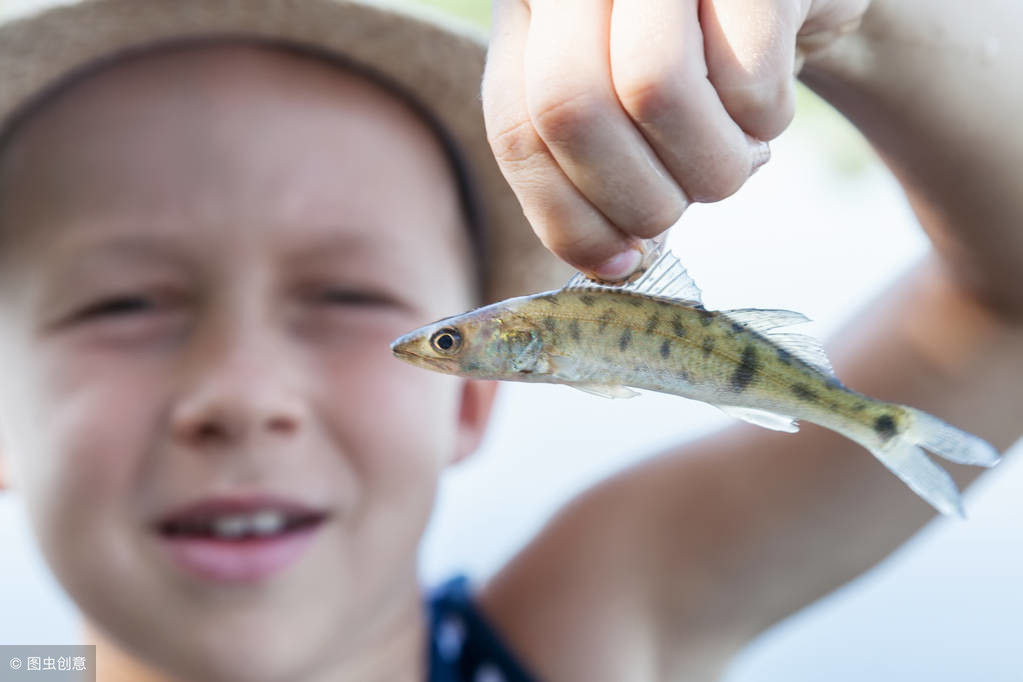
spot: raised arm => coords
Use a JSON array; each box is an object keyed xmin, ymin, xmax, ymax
[
  {"xmin": 800, "ymin": 0, "xmax": 1023, "ymax": 314},
  {"xmin": 479, "ymin": 1, "xmax": 1023, "ymax": 679}
]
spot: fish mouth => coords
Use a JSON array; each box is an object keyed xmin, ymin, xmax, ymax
[{"xmin": 390, "ymin": 340, "xmax": 459, "ymax": 373}]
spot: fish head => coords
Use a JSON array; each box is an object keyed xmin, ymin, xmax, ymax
[{"xmin": 391, "ymin": 299, "xmax": 546, "ymax": 379}]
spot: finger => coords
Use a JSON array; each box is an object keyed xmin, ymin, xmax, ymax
[
  {"xmin": 522, "ymin": 0, "xmax": 689, "ymax": 239},
  {"xmin": 609, "ymin": 0, "xmax": 760, "ymax": 204},
  {"xmin": 701, "ymin": 0, "xmax": 801, "ymax": 140},
  {"xmin": 484, "ymin": 0, "xmax": 645, "ymax": 279},
  {"xmin": 796, "ymin": 0, "xmax": 869, "ymax": 70}
]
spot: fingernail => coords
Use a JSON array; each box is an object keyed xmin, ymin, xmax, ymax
[
  {"xmin": 591, "ymin": 248, "xmax": 643, "ymax": 282},
  {"xmin": 748, "ymin": 137, "xmax": 771, "ymax": 175}
]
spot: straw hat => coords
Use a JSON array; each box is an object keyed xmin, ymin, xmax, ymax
[{"xmin": 0, "ymin": 0, "xmax": 572, "ymax": 303}]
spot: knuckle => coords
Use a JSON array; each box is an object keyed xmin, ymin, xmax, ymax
[
  {"xmin": 630, "ymin": 201, "xmax": 685, "ymax": 239},
  {"xmin": 684, "ymin": 151, "xmax": 749, "ymax": 203},
  {"xmin": 527, "ymin": 88, "xmax": 604, "ymax": 145},
  {"xmin": 722, "ymin": 77, "xmax": 796, "ymax": 140},
  {"xmin": 533, "ymin": 220, "xmax": 605, "ymax": 262},
  {"xmin": 486, "ymin": 116, "xmax": 548, "ymax": 169},
  {"xmin": 615, "ymin": 67, "xmax": 689, "ymax": 124},
  {"xmin": 762, "ymin": 78, "xmax": 796, "ymax": 137}
]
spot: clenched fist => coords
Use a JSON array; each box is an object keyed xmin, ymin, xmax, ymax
[{"xmin": 482, "ymin": 0, "xmax": 870, "ymax": 280}]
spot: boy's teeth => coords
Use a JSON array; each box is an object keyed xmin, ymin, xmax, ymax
[
  {"xmin": 209, "ymin": 510, "xmax": 287, "ymax": 538},
  {"xmin": 212, "ymin": 515, "xmax": 250, "ymax": 538},
  {"xmin": 250, "ymin": 510, "xmax": 286, "ymax": 535}
]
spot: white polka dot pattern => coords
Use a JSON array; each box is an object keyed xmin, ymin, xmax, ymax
[
  {"xmin": 474, "ymin": 662, "xmax": 506, "ymax": 682},
  {"xmin": 436, "ymin": 614, "xmax": 467, "ymax": 661}
]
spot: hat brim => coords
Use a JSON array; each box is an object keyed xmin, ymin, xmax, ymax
[{"xmin": 0, "ymin": 0, "xmax": 572, "ymax": 302}]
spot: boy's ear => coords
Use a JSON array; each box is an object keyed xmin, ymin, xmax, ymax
[{"xmin": 452, "ymin": 379, "xmax": 500, "ymax": 466}]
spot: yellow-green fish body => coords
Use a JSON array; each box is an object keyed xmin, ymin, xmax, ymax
[{"xmin": 392, "ymin": 252, "xmax": 1000, "ymax": 516}]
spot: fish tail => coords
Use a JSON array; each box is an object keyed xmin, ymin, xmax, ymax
[
  {"xmin": 861, "ymin": 407, "xmax": 1000, "ymax": 518},
  {"xmin": 903, "ymin": 408, "xmax": 1001, "ymax": 467}
]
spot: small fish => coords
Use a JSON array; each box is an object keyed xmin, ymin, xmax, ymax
[{"xmin": 391, "ymin": 250, "xmax": 1000, "ymax": 517}]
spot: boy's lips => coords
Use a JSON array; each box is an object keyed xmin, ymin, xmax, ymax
[
  {"xmin": 152, "ymin": 493, "xmax": 331, "ymax": 583},
  {"xmin": 155, "ymin": 493, "xmax": 329, "ymax": 527}
]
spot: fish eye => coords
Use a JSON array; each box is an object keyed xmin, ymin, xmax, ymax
[{"xmin": 430, "ymin": 327, "xmax": 462, "ymax": 354}]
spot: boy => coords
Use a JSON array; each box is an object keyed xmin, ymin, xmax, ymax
[{"xmin": 0, "ymin": 1, "xmax": 1019, "ymax": 681}]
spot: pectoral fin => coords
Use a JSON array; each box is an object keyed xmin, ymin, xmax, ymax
[{"xmin": 511, "ymin": 336, "xmax": 545, "ymax": 373}]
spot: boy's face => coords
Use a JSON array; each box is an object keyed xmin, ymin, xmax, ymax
[{"xmin": 0, "ymin": 43, "xmax": 493, "ymax": 680}]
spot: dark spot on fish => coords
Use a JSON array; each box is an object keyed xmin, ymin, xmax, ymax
[
  {"xmin": 698, "ymin": 309, "xmax": 714, "ymax": 327},
  {"xmin": 625, "ymin": 296, "xmax": 643, "ymax": 307},
  {"xmin": 543, "ymin": 316, "xmax": 557, "ymax": 333},
  {"xmin": 539, "ymin": 294, "xmax": 559, "ymax": 305},
  {"xmin": 825, "ymin": 376, "xmax": 844, "ymax": 390},
  {"xmin": 671, "ymin": 314, "xmax": 686, "ymax": 338},
  {"xmin": 730, "ymin": 345, "xmax": 759, "ymax": 392},
  {"xmin": 569, "ymin": 319, "xmax": 581, "ymax": 342},
  {"xmin": 729, "ymin": 321, "xmax": 745, "ymax": 336},
  {"xmin": 619, "ymin": 328, "xmax": 632, "ymax": 351},
  {"xmin": 598, "ymin": 309, "xmax": 616, "ymax": 333},
  {"xmin": 851, "ymin": 402, "xmax": 867, "ymax": 412},
  {"xmin": 874, "ymin": 414, "xmax": 897, "ymax": 440},
  {"xmin": 790, "ymin": 383, "xmax": 819, "ymax": 402},
  {"xmin": 678, "ymin": 369, "xmax": 692, "ymax": 383},
  {"xmin": 645, "ymin": 312, "xmax": 660, "ymax": 334},
  {"xmin": 701, "ymin": 337, "xmax": 715, "ymax": 356},
  {"xmin": 659, "ymin": 339, "xmax": 671, "ymax": 359},
  {"xmin": 777, "ymin": 348, "xmax": 793, "ymax": 365},
  {"xmin": 579, "ymin": 294, "xmax": 596, "ymax": 306}
]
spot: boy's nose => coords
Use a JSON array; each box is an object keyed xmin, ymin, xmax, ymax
[{"xmin": 169, "ymin": 329, "xmax": 305, "ymax": 449}]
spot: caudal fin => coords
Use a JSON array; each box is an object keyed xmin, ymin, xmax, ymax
[{"xmin": 866, "ymin": 408, "xmax": 1000, "ymax": 518}]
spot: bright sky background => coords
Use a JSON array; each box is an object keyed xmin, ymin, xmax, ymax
[{"xmin": 1, "ymin": 1, "xmax": 1020, "ymax": 681}]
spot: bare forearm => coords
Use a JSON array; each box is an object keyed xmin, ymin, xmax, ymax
[
  {"xmin": 640, "ymin": 256, "xmax": 1023, "ymax": 661},
  {"xmin": 643, "ymin": 2, "xmax": 1023, "ymax": 660},
  {"xmin": 800, "ymin": 0, "xmax": 1023, "ymax": 314}
]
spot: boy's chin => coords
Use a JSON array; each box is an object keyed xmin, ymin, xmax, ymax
[
  {"xmin": 142, "ymin": 615, "xmax": 338, "ymax": 682},
  {"xmin": 84, "ymin": 575, "xmax": 356, "ymax": 682}
]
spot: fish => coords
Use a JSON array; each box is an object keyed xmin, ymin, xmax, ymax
[{"xmin": 391, "ymin": 250, "xmax": 1000, "ymax": 517}]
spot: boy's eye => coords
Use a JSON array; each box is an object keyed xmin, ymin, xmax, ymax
[
  {"xmin": 321, "ymin": 289, "xmax": 398, "ymax": 307},
  {"xmin": 78, "ymin": 296, "xmax": 154, "ymax": 318},
  {"xmin": 73, "ymin": 289, "xmax": 400, "ymax": 321}
]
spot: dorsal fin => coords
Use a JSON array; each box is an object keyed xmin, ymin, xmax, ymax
[
  {"xmin": 721, "ymin": 308, "xmax": 834, "ymax": 377},
  {"xmin": 721, "ymin": 308, "xmax": 811, "ymax": 333},
  {"xmin": 563, "ymin": 249, "xmax": 703, "ymax": 305},
  {"xmin": 767, "ymin": 332, "xmax": 835, "ymax": 376}
]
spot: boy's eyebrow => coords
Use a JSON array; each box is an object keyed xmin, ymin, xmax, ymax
[
  {"xmin": 51, "ymin": 233, "xmax": 196, "ymax": 270},
  {"xmin": 277, "ymin": 230, "xmax": 377, "ymax": 259},
  {"xmin": 48, "ymin": 228, "xmax": 395, "ymax": 274}
]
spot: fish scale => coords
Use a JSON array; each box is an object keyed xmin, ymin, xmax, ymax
[
  {"xmin": 533, "ymin": 291, "xmax": 827, "ymax": 412},
  {"xmin": 392, "ymin": 250, "xmax": 1002, "ymax": 517}
]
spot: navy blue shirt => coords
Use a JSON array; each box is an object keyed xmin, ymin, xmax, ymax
[{"xmin": 427, "ymin": 575, "xmax": 540, "ymax": 682}]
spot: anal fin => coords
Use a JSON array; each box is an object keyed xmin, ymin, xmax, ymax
[{"xmin": 719, "ymin": 405, "xmax": 799, "ymax": 433}]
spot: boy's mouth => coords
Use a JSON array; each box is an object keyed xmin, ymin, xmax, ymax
[
  {"xmin": 158, "ymin": 509, "xmax": 326, "ymax": 539},
  {"xmin": 153, "ymin": 494, "xmax": 330, "ymax": 582}
]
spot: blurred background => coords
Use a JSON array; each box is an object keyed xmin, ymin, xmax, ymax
[{"xmin": 1, "ymin": 1, "xmax": 1020, "ymax": 681}]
